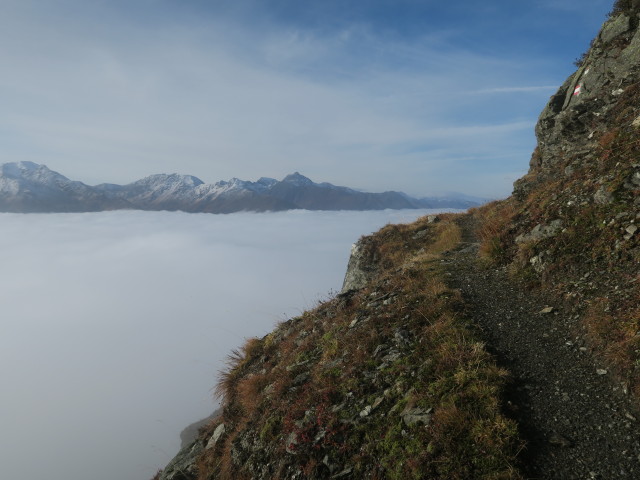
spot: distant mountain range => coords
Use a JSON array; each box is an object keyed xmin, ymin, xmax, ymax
[{"xmin": 0, "ymin": 162, "xmax": 484, "ymax": 213}]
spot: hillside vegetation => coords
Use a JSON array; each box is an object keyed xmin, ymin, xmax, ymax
[
  {"xmin": 156, "ymin": 2, "xmax": 640, "ymax": 479},
  {"xmin": 158, "ymin": 216, "xmax": 523, "ymax": 479}
]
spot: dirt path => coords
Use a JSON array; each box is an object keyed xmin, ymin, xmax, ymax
[{"xmin": 444, "ymin": 216, "xmax": 640, "ymax": 480}]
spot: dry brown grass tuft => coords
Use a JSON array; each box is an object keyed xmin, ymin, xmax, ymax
[
  {"xmin": 473, "ymin": 200, "xmax": 519, "ymax": 264},
  {"xmin": 236, "ymin": 373, "xmax": 269, "ymax": 416},
  {"xmin": 583, "ymin": 299, "xmax": 640, "ymax": 391},
  {"xmin": 431, "ymin": 220, "xmax": 462, "ymax": 255},
  {"xmin": 214, "ymin": 348, "xmax": 246, "ymax": 403},
  {"xmin": 215, "ymin": 337, "xmax": 264, "ymax": 403}
]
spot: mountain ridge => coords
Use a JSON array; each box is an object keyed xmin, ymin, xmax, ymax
[{"xmin": 0, "ymin": 162, "xmax": 482, "ymax": 213}]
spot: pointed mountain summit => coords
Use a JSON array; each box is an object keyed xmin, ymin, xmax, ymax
[{"xmin": 281, "ymin": 172, "xmax": 315, "ymax": 186}]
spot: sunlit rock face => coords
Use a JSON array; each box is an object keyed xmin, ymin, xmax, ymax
[
  {"xmin": 341, "ymin": 236, "xmax": 381, "ymax": 293},
  {"xmin": 515, "ymin": 6, "xmax": 640, "ymax": 198}
]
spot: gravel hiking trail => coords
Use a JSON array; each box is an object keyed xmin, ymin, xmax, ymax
[{"xmin": 444, "ymin": 215, "xmax": 640, "ymax": 480}]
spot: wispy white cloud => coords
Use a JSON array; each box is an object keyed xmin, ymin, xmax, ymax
[{"xmin": 0, "ymin": 0, "xmax": 583, "ymax": 198}]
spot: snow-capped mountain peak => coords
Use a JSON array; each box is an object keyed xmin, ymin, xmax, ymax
[
  {"xmin": 2, "ymin": 161, "xmax": 41, "ymax": 177},
  {"xmin": 132, "ymin": 173, "xmax": 204, "ymax": 189},
  {"xmin": 0, "ymin": 162, "xmax": 128, "ymax": 212},
  {"xmin": 1, "ymin": 161, "xmax": 66, "ymax": 182}
]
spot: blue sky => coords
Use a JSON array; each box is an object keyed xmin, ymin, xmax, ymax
[{"xmin": 0, "ymin": 0, "xmax": 614, "ymax": 197}]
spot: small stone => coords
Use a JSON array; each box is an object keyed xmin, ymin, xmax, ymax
[
  {"xmin": 549, "ymin": 431, "xmax": 573, "ymax": 448},
  {"xmin": 372, "ymin": 396, "xmax": 385, "ymax": 410},
  {"xmin": 359, "ymin": 405, "xmax": 372, "ymax": 418},
  {"xmin": 412, "ymin": 229, "xmax": 428, "ymax": 240},
  {"xmin": 516, "ymin": 220, "xmax": 563, "ymax": 243},
  {"xmin": 394, "ymin": 328, "xmax": 412, "ymax": 346},
  {"xmin": 292, "ymin": 372, "xmax": 310, "ymax": 385},
  {"xmin": 530, "ymin": 255, "xmax": 545, "ymax": 273},
  {"xmin": 426, "ymin": 215, "xmax": 440, "ymax": 224},
  {"xmin": 373, "ymin": 345, "xmax": 387, "ymax": 357},
  {"xmin": 381, "ymin": 350, "xmax": 401, "ymax": 364},
  {"xmin": 625, "ymin": 225, "xmax": 638, "ymax": 236},
  {"xmin": 323, "ymin": 455, "xmax": 338, "ymax": 474},
  {"xmin": 596, "ymin": 369, "xmax": 608, "ymax": 376},
  {"xmin": 632, "ymin": 115, "xmax": 640, "ymax": 129},
  {"xmin": 206, "ymin": 423, "xmax": 226, "ymax": 450},
  {"xmin": 349, "ymin": 318, "xmax": 359, "ymax": 328},
  {"xmin": 594, "ymin": 186, "xmax": 614, "ymax": 205},
  {"xmin": 285, "ymin": 432, "xmax": 299, "ymax": 454},
  {"xmin": 331, "ymin": 467, "xmax": 353, "ymax": 478},
  {"xmin": 540, "ymin": 306, "xmax": 555, "ymax": 314},
  {"xmin": 401, "ymin": 407, "xmax": 433, "ymax": 427}
]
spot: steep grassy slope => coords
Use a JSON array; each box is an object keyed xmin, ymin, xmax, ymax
[{"xmin": 158, "ymin": 216, "xmax": 522, "ymax": 479}]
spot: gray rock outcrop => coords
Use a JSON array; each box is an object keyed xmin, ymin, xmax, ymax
[
  {"xmin": 515, "ymin": 7, "xmax": 640, "ymax": 197},
  {"xmin": 515, "ymin": 220, "xmax": 564, "ymax": 244},
  {"xmin": 341, "ymin": 237, "xmax": 379, "ymax": 292},
  {"xmin": 158, "ymin": 440, "xmax": 203, "ymax": 480},
  {"xmin": 179, "ymin": 409, "xmax": 221, "ymax": 449}
]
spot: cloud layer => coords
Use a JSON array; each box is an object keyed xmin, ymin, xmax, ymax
[{"xmin": 0, "ymin": 208, "xmax": 448, "ymax": 480}]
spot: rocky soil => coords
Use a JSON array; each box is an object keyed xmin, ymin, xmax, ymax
[{"xmin": 446, "ymin": 215, "xmax": 640, "ymax": 480}]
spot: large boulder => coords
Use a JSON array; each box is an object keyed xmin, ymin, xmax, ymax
[{"xmin": 341, "ymin": 237, "xmax": 380, "ymax": 292}]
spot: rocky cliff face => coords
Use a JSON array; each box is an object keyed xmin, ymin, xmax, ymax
[
  {"xmin": 515, "ymin": 3, "xmax": 640, "ymax": 198},
  {"xmin": 481, "ymin": 0, "xmax": 640, "ymax": 395}
]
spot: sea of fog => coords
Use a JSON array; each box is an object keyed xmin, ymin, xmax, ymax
[{"xmin": 0, "ymin": 208, "xmax": 456, "ymax": 480}]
